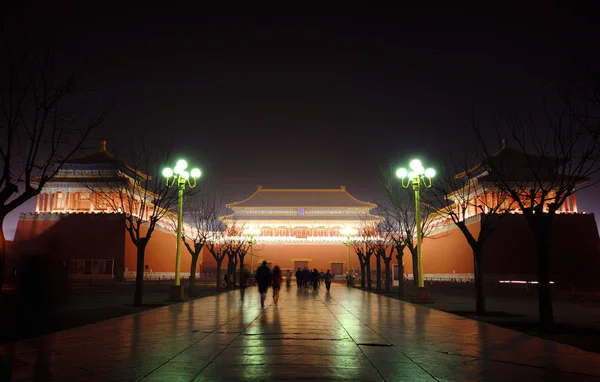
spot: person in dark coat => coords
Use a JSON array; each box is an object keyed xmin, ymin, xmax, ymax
[
  {"xmin": 295, "ymin": 268, "xmax": 302, "ymax": 290},
  {"xmin": 324, "ymin": 270, "xmax": 333, "ymax": 291},
  {"xmin": 255, "ymin": 261, "xmax": 272, "ymax": 308}
]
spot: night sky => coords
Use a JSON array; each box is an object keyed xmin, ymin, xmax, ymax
[{"xmin": 3, "ymin": 1, "xmax": 600, "ymax": 238}]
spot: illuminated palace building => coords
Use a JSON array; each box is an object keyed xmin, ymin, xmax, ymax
[
  {"xmin": 7, "ymin": 143, "xmax": 600, "ymax": 285},
  {"xmin": 216, "ymin": 186, "xmax": 382, "ymax": 276}
]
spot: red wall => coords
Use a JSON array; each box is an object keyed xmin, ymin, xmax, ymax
[
  {"xmin": 10, "ymin": 213, "xmax": 126, "ymax": 276},
  {"xmin": 124, "ymin": 225, "xmax": 196, "ymax": 275}
]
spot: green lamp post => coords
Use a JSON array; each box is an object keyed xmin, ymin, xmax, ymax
[
  {"xmin": 163, "ymin": 159, "xmax": 201, "ymax": 301},
  {"xmin": 396, "ymin": 159, "xmax": 435, "ymax": 289}
]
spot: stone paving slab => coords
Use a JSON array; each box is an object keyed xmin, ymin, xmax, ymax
[{"xmin": 1, "ymin": 285, "xmax": 600, "ymax": 381}]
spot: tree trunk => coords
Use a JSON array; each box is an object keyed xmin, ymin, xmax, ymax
[
  {"xmin": 384, "ymin": 259, "xmax": 391, "ymax": 292},
  {"xmin": 535, "ymin": 222, "xmax": 554, "ymax": 330},
  {"xmin": 366, "ymin": 257, "xmax": 372, "ymax": 290},
  {"xmin": 216, "ymin": 260, "xmax": 223, "ymax": 290},
  {"xmin": 189, "ymin": 254, "xmax": 199, "ymax": 297},
  {"xmin": 376, "ymin": 253, "xmax": 382, "ymax": 291},
  {"xmin": 359, "ymin": 258, "xmax": 366, "ymax": 289},
  {"xmin": 134, "ymin": 243, "xmax": 146, "ymax": 306},
  {"xmin": 396, "ymin": 253, "xmax": 405, "ymax": 297},
  {"xmin": 473, "ymin": 245, "xmax": 485, "ymax": 315},
  {"xmin": 0, "ymin": 217, "xmax": 6, "ymax": 291},
  {"xmin": 411, "ymin": 248, "xmax": 419, "ymax": 287},
  {"xmin": 232, "ymin": 256, "xmax": 238, "ymax": 287}
]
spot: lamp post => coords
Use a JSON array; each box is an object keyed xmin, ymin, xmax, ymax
[
  {"xmin": 162, "ymin": 159, "xmax": 201, "ymax": 301},
  {"xmin": 246, "ymin": 226, "xmax": 260, "ymax": 274},
  {"xmin": 340, "ymin": 226, "xmax": 357, "ymax": 286},
  {"xmin": 396, "ymin": 159, "xmax": 435, "ymax": 289}
]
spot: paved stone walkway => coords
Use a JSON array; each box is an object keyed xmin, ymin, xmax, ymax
[{"xmin": 2, "ymin": 285, "xmax": 600, "ymax": 381}]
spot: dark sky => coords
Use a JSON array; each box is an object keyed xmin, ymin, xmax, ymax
[{"xmin": 4, "ymin": 1, "xmax": 600, "ymax": 238}]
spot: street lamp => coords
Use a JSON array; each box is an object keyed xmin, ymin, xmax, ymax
[
  {"xmin": 163, "ymin": 159, "xmax": 201, "ymax": 301},
  {"xmin": 340, "ymin": 226, "xmax": 357, "ymax": 286},
  {"xmin": 396, "ymin": 159, "xmax": 435, "ymax": 289},
  {"xmin": 245, "ymin": 225, "xmax": 261, "ymax": 274}
]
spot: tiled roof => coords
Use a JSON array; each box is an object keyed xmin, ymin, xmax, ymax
[
  {"xmin": 62, "ymin": 141, "xmax": 150, "ymax": 180},
  {"xmin": 227, "ymin": 187, "xmax": 376, "ymax": 208},
  {"xmin": 456, "ymin": 146, "xmax": 560, "ymax": 180},
  {"xmin": 64, "ymin": 141, "xmax": 121, "ymax": 165}
]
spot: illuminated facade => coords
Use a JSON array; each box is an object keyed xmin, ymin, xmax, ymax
[
  {"xmin": 429, "ymin": 146, "xmax": 582, "ymax": 231},
  {"xmin": 201, "ymin": 187, "xmax": 382, "ymax": 275},
  {"xmin": 221, "ymin": 186, "xmax": 382, "ymax": 241},
  {"xmin": 7, "ymin": 144, "xmax": 599, "ymax": 286}
]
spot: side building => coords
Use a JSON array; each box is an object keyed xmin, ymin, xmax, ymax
[{"xmin": 7, "ymin": 142, "xmax": 195, "ymax": 281}]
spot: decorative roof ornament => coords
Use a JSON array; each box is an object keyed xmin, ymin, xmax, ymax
[{"xmin": 100, "ymin": 140, "xmax": 107, "ymax": 151}]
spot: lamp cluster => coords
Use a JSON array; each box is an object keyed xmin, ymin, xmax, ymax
[
  {"xmin": 162, "ymin": 159, "xmax": 201, "ymax": 181},
  {"xmin": 396, "ymin": 159, "xmax": 435, "ymax": 181}
]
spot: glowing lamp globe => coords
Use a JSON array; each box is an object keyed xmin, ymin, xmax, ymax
[
  {"xmin": 425, "ymin": 168, "xmax": 436, "ymax": 178},
  {"xmin": 415, "ymin": 165, "xmax": 425, "ymax": 175},
  {"xmin": 190, "ymin": 168, "xmax": 201, "ymax": 178},
  {"xmin": 396, "ymin": 168, "xmax": 408, "ymax": 179},
  {"xmin": 409, "ymin": 159, "xmax": 422, "ymax": 171},
  {"xmin": 181, "ymin": 171, "xmax": 190, "ymax": 180},
  {"xmin": 162, "ymin": 168, "xmax": 174, "ymax": 178},
  {"xmin": 408, "ymin": 171, "xmax": 416, "ymax": 180},
  {"xmin": 176, "ymin": 159, "xmax": 188, "ymax": 170}
]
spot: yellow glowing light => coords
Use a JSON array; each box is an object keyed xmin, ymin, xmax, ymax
[
  {"xmin": 425, "ymin": 168, "xmax": 436, "ymax": 178},
  {"xmin": 162, "ymin": 168, "xmax": 174, "ymax": 177}
]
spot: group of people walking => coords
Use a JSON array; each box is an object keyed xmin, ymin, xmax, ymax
[
  {"xmin": 254, "ymin": 262, "xmax": 335, "ymax": 308},
  {"xmin": 294, "ymin": 268, "xmax": 333, "ymax": 291}
]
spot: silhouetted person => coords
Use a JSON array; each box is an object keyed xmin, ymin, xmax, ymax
[
  {"xmin": 255, "ymin": 261, "xmax": 272, "ymax": 308},
  {"xmin": 272, "ymin": 266, "xmax": 282, "ymax": 305},
  {"xmin": 302, "ymin": 268, "xmax": 310, "ymax": 289},
  {"xmin": 311, "ymin": 269, "xmax": 319, "ymax": 289},
  {"xmin": 285, "ymin": 269, "xmax": 292, "ymax": 288},
  {"xmin": 324, "ymin": 270, "xmax": 333, "ymax": 291},
  {"xmin": 295, "ymin": 268, "xmax": 302, "ymax": 290},
  {"xmin": 240, "ymin": 268, "xmax": 251, "ymax": 301}
]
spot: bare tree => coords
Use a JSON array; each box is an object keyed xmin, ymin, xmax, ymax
[
  {"xmin": 180, "ymin": 194, "xmax": 221, "ymax": 297},
  {"xmin": 206, "ymin": 230, "xmax": 228, "ymax": 290},
  {"xmin": 475, "ymin": 92, "xmax": 600, "ymax": 327},
  {"xmin": 429, "ymin": 151, "xmax": 517, "ymax": 315},
  {"xmin": 378, "ymin": 206, "xmax": 407, "ymax": 294},
  {"xmin": 350, "ymin": 239, "xmax": 367, "ymax": 289},
  {"xmin": 0, "ymin": 25, "xmax": 111, "ymax": 289},
  {"xmin": 222, "ymin": 225, "xmax": 250, "ymax": 288},
  {"xmin": 86, "ymin": 145, "xmax": 178, "ymax": 305},
  {"xmin": 351, "ymin": 227, "xmax": 377, "ymax": 290},
  {"xmin": 380, "ymin": 170, "xmax": 435, "ymax": 287}
]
